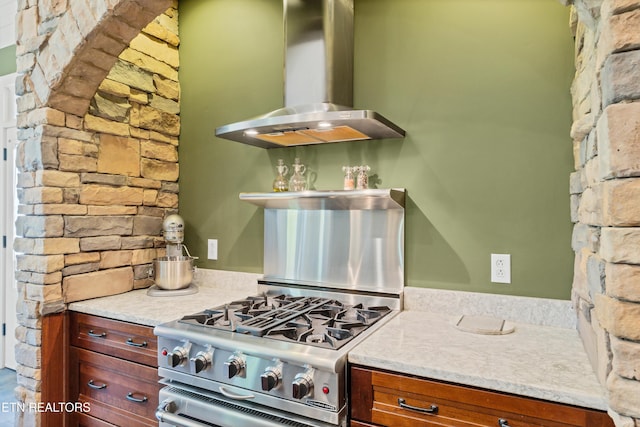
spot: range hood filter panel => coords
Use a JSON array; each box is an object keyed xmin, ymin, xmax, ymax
[{"xmin": 217, "ymin": 106, "xmax": 405, "ymax": 148}]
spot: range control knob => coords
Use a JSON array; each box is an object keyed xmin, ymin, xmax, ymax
[
  {"xmin": 292, "ymin": 371, "xmax": 314, "ymax": 399},
  {"xmin": 260, "ymin": 367, "xmax": 282, "ymax": 391},
  {"xmin": 167, "ymin": 346, "xmax": 188, "ymax": 368},
  {"xmin": 190, "ymin": 350, "xmax": 213, "ymax": 374},
  {"xmin": 224, "ymin": 355, "xmax": 245, "ymax": 379}
]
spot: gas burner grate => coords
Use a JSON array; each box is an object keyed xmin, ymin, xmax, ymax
[
  {"xmin": 178, "ymin": 292, "xmax": 392, "ymax": 350},
  {"xmin": 263, "ymin": 302, "xmax": 391, "ymax": 350},
  {"xmin": 236, "ymin": 297, "xmax": 333, "ymax": 336}
]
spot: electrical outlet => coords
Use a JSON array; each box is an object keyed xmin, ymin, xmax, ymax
[
  {"xmin": 491, "ymin": 254, "xmax": 511, "ymax": 284},
  {"xmin": 208, "ymin": 239, "xmax": 218, "ymax": 260}
]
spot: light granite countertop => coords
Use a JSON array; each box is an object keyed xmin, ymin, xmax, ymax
[
  {"xmin": 68, "ymin": 269, "xmax": 260, "ymax": 326},
  {"xmin": 349, "ymin": 289, "xmax": 609, "ymax": 412},
  {"xmin": 69, "ymin": 270, "xmax": 608, "ymax": 412}
]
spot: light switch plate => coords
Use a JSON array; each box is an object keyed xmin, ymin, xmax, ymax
[{"xmin": 208, "ymin": 239, "xmax": 218, "ymax": 260}]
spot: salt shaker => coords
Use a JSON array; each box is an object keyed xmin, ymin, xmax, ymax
[
  {"xmin": 356, "ymin": 165, "xmax": 370, "ymax": 190},
  {"xmin": 342, "ymin": 166, "xmax": 355, "ymax": 190}
]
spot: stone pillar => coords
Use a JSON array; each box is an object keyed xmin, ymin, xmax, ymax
[
  {"xmin": 567, "ymin": 0, "xmax": 640, "ymax": 425},
  {"xmin": 13, "ymin": 0, "xmax": 175, "ymax": 425}
]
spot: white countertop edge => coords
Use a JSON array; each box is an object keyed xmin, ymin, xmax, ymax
[
  {"xmin": 348, "ymin": 354, "xmax": 608, "ymax": 411},
  {"xmin": 69, "ymin": 306, "xmax": 162, "ymax": 327},
  {"xmin": 348, "ymin": 310, "xmax": 608, "ymax": 412}
]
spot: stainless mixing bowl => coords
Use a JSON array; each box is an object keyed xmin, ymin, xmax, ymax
[{"xmin": 151, "ymin": 256, "xmax": 195, "ymax": 290}]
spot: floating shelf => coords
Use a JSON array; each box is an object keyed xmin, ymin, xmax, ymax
[{"xmin": 239, "ymin": 188, "xmax": 405, "ymax": 210}]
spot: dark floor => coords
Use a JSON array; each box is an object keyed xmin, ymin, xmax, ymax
[{"xmin": 0, "ymin": 368, "xmax": 17, "ymax": 426}]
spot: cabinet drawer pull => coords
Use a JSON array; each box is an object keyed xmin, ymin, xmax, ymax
[
  {"xmin": 126, "ymin": 392, "xmax": 148, "ymax": 403},
  {"xmin": 398, "ymin": 398, "xmax": 439, "ymax": 414},
  {"xmin": 498, "ymin": 419, "xmax": 511, "ymax": 427},
  {"xmin": 87, "ymin": 380, "xmax": 107, "ymax": 390},
  {"xmin": 126, "ymin": 338, "xmax": 147, "ymax": 348},
  {"xmin": 87, "ymin": 329, "xmax": 106, "ymax": 338}
]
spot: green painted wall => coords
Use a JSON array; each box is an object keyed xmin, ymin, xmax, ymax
[
  {"xmin": 0, "ymin": 45, "xmax": 16, "ymax": 76},
  {"xmin": 178, "ymin": 0, "xmax": 575, "ymax": 299}
]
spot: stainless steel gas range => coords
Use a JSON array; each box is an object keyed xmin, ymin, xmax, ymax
[
  {"xmin": 155, "ymin": 281, "xmax": 401, "ymax": 427},
  {"xmin": 154, "ymin": 189, "xmax": 405, "ymax": 427}
]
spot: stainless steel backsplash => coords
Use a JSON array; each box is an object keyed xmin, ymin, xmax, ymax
[{"xmin": 263, "ymin": 208, "xmax": 404, "ymax": 295}]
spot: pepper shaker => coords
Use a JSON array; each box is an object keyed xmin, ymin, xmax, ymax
[{"xmin": 356, "ymin": 165, "xmax": 370, "ymax": 190}]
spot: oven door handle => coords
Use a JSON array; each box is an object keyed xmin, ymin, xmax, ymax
[
  {"xmin": 218, "ymin": 386, "xmax": 255, "ymax": 400},
  {"xmin": 156, "ymin": 400, "xmax": 212, "ymax": 427}
]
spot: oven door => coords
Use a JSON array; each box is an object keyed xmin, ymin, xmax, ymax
[{"xmin": 156, "ymin": 385, "xmax": 344, "ymax": 427}]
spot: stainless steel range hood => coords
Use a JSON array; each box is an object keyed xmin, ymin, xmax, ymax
[{"xmin": 215, "ymin": 0, "xmax": 406, "ymax": 149}]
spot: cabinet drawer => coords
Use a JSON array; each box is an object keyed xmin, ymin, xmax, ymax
[
  {"xmin": 70, "ymin": 312, "xmax": 157, "ymax": 366},
  {"xmin": 350, "ymin": 366, "xmax": 614, "ymax": 427},
  {"xmin": 72, "ymin": 347, "xmax": 159, "ymax": 427},
  {"xmin": 74, "ymin": 412, "xmax": 117, "ymax": 427}
]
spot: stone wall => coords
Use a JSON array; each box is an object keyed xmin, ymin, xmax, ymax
[
  {"xmin": 567, "ymin": 0, "xmax": 640, "ymax": 425},
  {"xmin": 13, "ymin": 0, "xmax": 174, "ymax": 425}
]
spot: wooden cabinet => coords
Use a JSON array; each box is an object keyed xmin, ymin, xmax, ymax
[
  {"xmin": 68, "ymin": 312, "xmax": 160, "ymax": 427},
  {"xmin": 350, "ymin": 365, "xmax": 614, "ymax": 427}
]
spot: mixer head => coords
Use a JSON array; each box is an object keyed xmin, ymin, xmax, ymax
[{"xmin": 163, "ymin": 214, "xmax": 184, "ymax": 244}]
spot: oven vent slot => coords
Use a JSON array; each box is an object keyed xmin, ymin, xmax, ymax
[
  {"xmin": 178, "ymin": 413, "xmax": 218, "ymax": 426},
  {"xmin": 167, "ymin": 387, "xmax": 314, "ymax": 427}
]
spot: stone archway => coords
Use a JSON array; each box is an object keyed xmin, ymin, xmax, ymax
[
  {"xmin": 14, "ymin": 1, "xmax": 175, "ymax": 425},
  {"xmin": 25, "ymin": 1, "xmax": 172, "ymax": 116}
]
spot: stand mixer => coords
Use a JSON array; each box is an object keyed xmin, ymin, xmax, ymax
[
  {"xmin": 147, "ymin": 214, "xmax": 199, "ymax": 296},
  {"xmin": 163, "ymin": 214, "xmax": 189, "ymax": 257}
]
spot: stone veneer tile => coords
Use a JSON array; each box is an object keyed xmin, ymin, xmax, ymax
[
  {"xmin": 35, "ymin": 170, "xmax": 81, "ymax": 187},
  {"xmin": 595, "ymin": 294, "xmax": 640, "ymax": 341},
  {"xmin": 607, "ymin": 374, "xmax": 640, "ymax": 418},
  {"xmin": 14, "ymin": 237, "xmax": 80, "ymax": 255},
  {"xmin": 32, "ymin": 204, "xmax": 88, "ymax": 215},
  {"xmin": 79, "ymin": 184, "xmax": 143, "ymax": 206},
  {"xmin": 156, "ymin": 191, "xmax": 178, "ymax": 208},
  {"xmin": 83, "ymin": 114, "xmax": 130, "ymax": 136},
  {"xmin": 610, "ymin": 335, "xmax": 640, "ymax": 381},
  {"xmin": 121, "ymin": 236, "xmax": 155, "ymax": 249},
  {"xmin": 598, "ymin": 102, "xmax": 640, "ymax": 179},
  {"xmin": 97, "ymin": 134, "xmax": 140, "ymax": 176},
  {"xmin": 16, "ymin": 216, "xmax": 64, "ymax": 238},
  {"xmin": 602, "ymin": 50, "xmax": 640, "ymax": 106},
  {"xmin": 100, "ymin": 250, "xmax": 133, "ymax": 269},
  {"xmin": 64, "ymin": 215, "xmax": 134, "ymax": 238},
  {"xmin": 606, "ymin": 262, "xmax": 640, "ymax": 302},
  {"xmin": 62, "ymin": 267, "xmax": 134, "ymax": 303},
  {"xmin": 58, "ymin": 153, "xmax": 98, "ymax": 173},
  {"xmin": 79, "ymin": 236, "xmax": 122, "ymax": 252},
  {"xmin": 601, "ymin": 227, "xmax": 640, "ymax": 263},
  {"xmin": 65, "ymin": 252, "xmax": 101, "ymax": 266}
]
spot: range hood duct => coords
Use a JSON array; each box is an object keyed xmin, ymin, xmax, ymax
[{"xmin": 215, "ymin": 0, "xmax": 406, "ymax": 149}]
